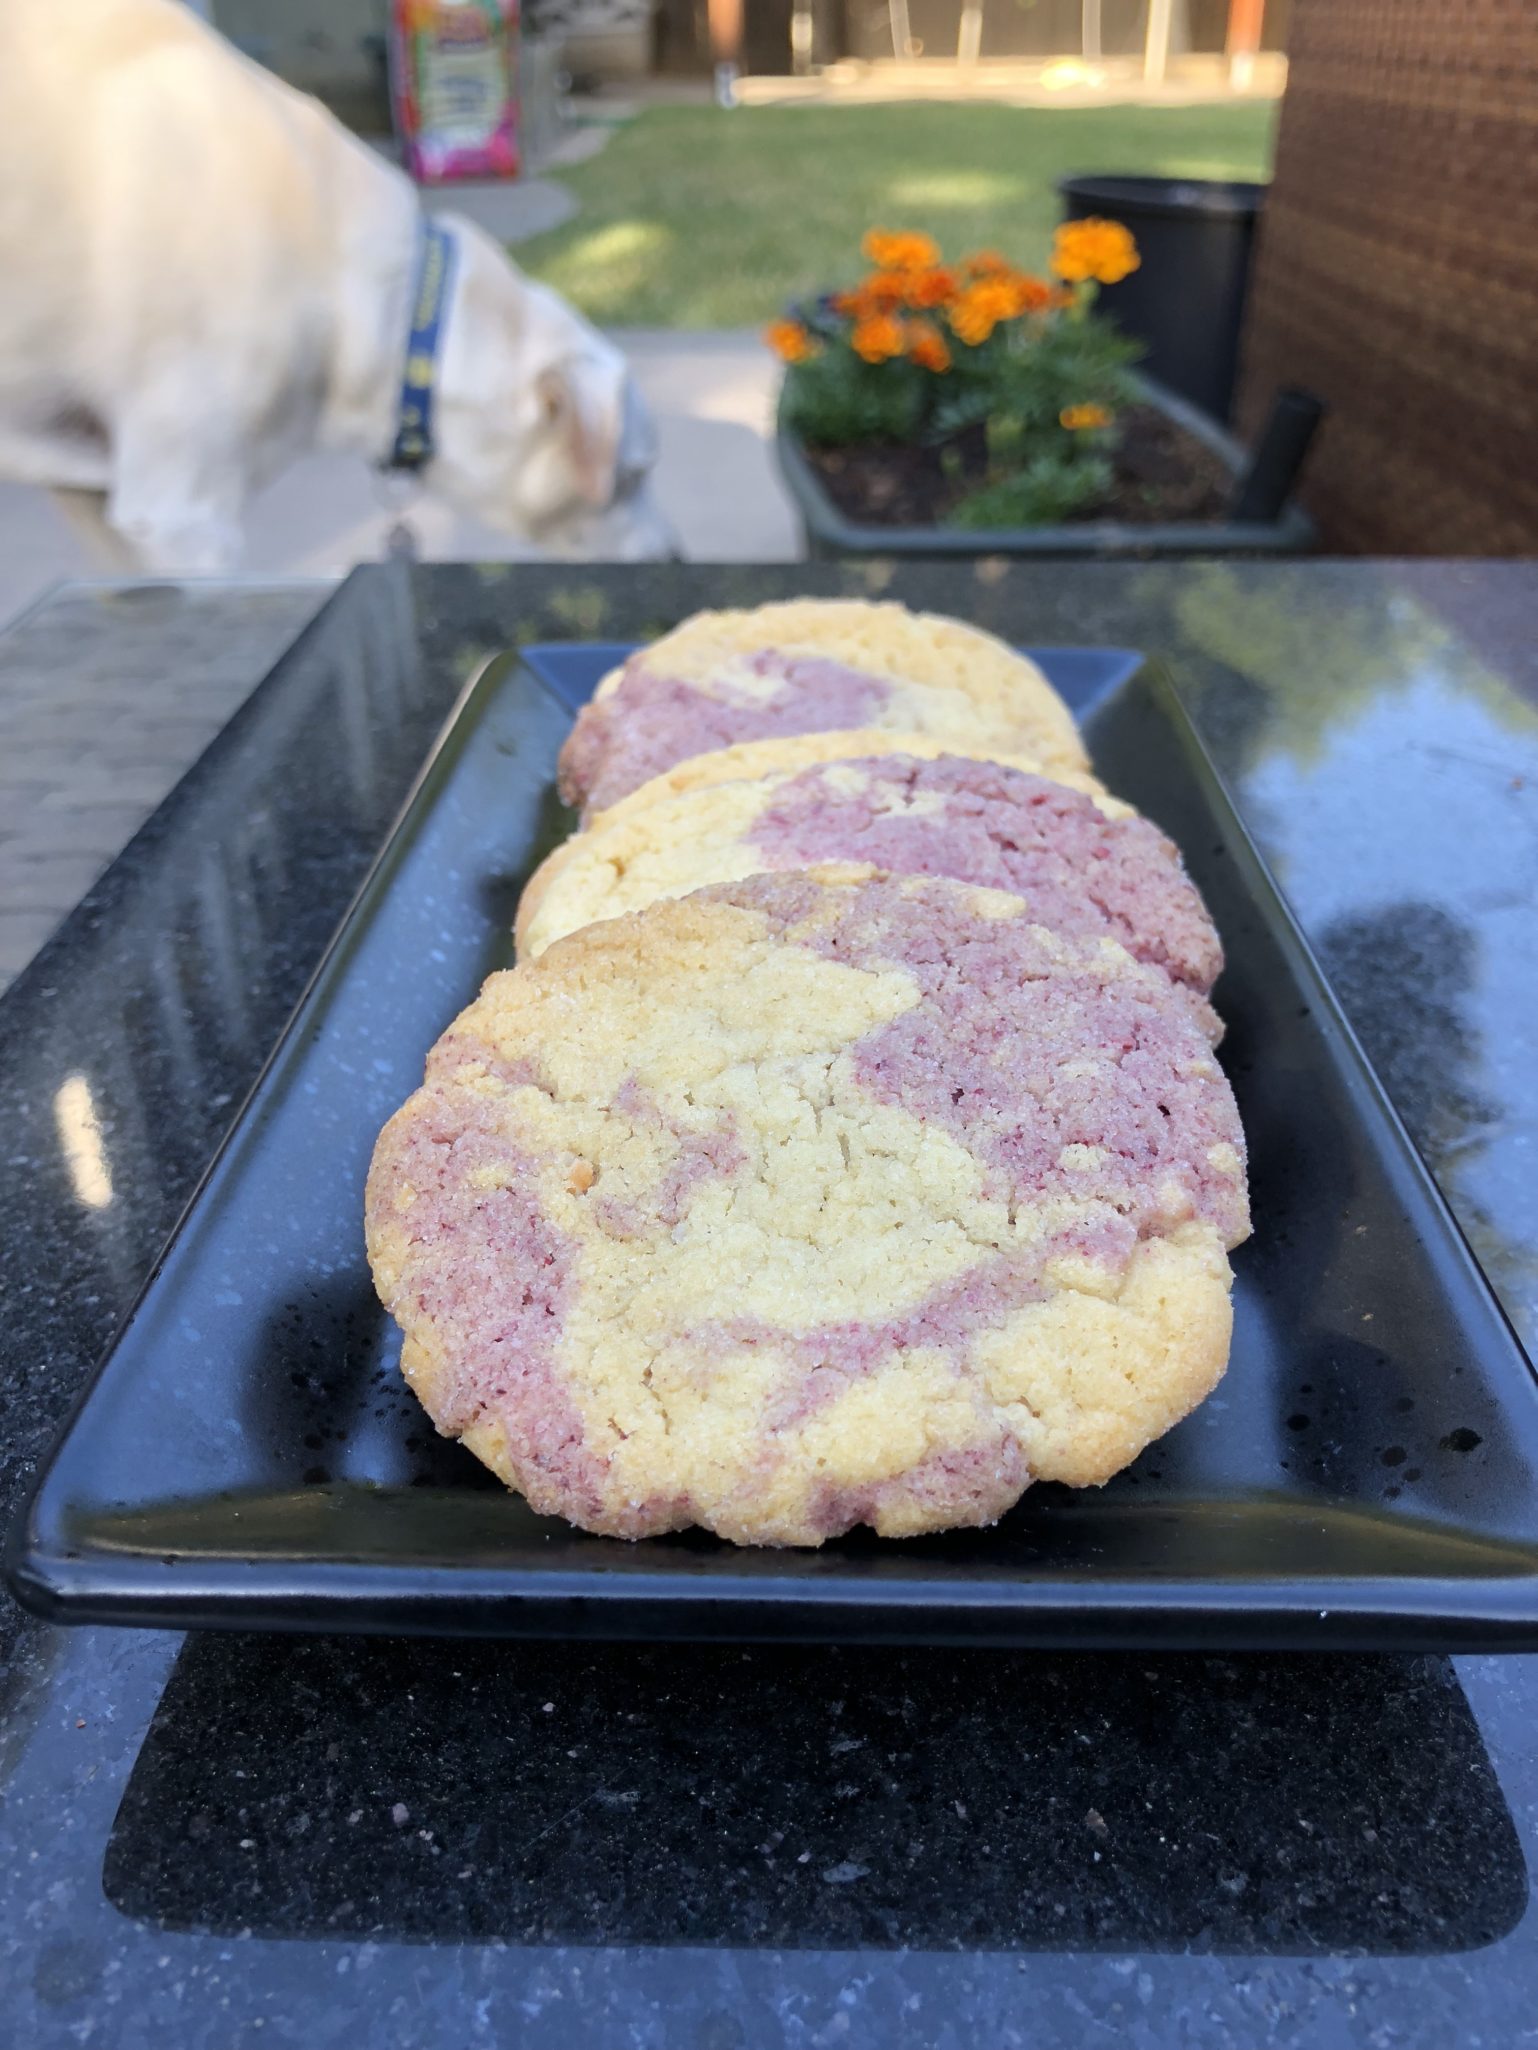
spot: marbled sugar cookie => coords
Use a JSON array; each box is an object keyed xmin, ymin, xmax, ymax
[
  {"xmin": 519, "ymin": 750, "xmax": 1222, "ymax": 1020},
  {"xmin": 366, "ymin": 868, "xmax": 1250, "ymax": 1548},
  {"xmin": 556, "ymin": 598, "xmax": 1088, "ymax": 815}
]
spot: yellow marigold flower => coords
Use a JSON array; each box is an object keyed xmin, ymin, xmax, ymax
[
  {"xmin": 764, "ymin": 318, "xmax": 819, "ymax": 365},
  {"xmin": 851, "ymin": 311, "xmax": 907, "ymax": 364},
  {"xmin": 963, "ymin": 248, "xmax": 1012, "ymax": 278},
  {"xmin": 906, "ymin": 320, "xmax": 951, "ymax": 373},
  {"xmin": 903, "ymin": 265, "xmax": 959, "ymax": 310},
  {"xmin": 862, "ymin": 228, "xmax": 942, "ymax": 272},
  {"xmin": 1061, "ymin": 402, "xmax": 1112, "ymax": 431},
  {"xmin": 948, "ymin": 278, "xmax": 1022, "ymax": 347},
  {"xmin": 1051, "ymin": 217, "xmax": 1140, "ymax": 286}
]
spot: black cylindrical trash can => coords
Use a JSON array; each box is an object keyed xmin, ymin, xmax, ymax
[{"xmin": 1057, "ymin": 175, "xmax": 1266, "ymax": 426}]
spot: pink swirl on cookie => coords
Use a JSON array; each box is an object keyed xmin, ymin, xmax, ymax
[
  {"xmin": 750, "ymin": 753, "xmax": 1222, "ymax": 997},
  {"xmin": 808, "ymin": 1436, "xmax": 1033, "ymax": 1540},
  {"xmin": 364, "ymin": 1095, "xmax": 605, "ymax": 1519},
  {"xmin": 709, "ymin": 1251, "xmax": 1045, "ymax": 1433},
  {"xmin": 589, "ymin": 1076, "xmax": 747, "ymax": 1240},
  {"xmin": 558, "ymin": 651, "xmax": 894, "ymax": 813},
  {"xmin": 703, "ymin": 869, "xmax": 1248, "ymax": 1250}
]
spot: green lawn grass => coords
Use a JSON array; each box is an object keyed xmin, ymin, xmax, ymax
[{"xmin": 515, "ymin": 101, "xmax": 1278, "ymax": 328}]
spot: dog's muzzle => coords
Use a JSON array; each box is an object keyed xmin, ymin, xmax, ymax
[{"xmin": 541, "ymin": 371, "xmax": 677, "ymax": 561}]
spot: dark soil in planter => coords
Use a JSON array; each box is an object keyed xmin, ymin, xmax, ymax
[{"xmin": 803, "ymin": 404, "xmax": 1232, "ymax": 529}]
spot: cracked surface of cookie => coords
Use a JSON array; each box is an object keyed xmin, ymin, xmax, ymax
[
  {"xmin": 520, "ymin": 752, "xmax": 1221, "ymax": 1018},
  {"xmin": 367, "ymin": 867, "xmax": 1249, "ymax": 1548},
  {"xmin": 556, "ymin": 599, "xmax": 1087, "ymax": 815}
]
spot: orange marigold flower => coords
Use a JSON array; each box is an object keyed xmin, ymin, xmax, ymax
[
  {"xmin": 1060, "ymin": 402, "xmax": 1112, "ymax": 431},
  {"xmin": 903, "ymin": 265, "xmax": 959, "ymax": 310},
  {"xmin": 906, "ymin": 320, "xmax": 951, "ymax": 373},
  {"xmin": 834, "ymin": 271, "xmax": 907, "ymax": 319},
  {"xmin": 963, "ymin": 248, "xmax": 1012, "ymax": 278},
  {"xmin": 976, "ymin": 279, "xmax": 1023, "ymax": 318},
  {"xmin": 1001, "ymin": 272, "xmax": 1054, "ymax": 316},
  {"xmin": 850, "ymin": 311, "xmax": 907, "ymax": 364},
  {"xmin": 862, "ymin": 228, "xmax": 942, "ymax": 272},
  {"xmin": 764, "ymin": 318, "xmax": 819, "ymax": 365},
  {"xmin": 948, "ymin": 277, "xmax": 1022, "ymax": 347},
  {"xmin": 1051, "ymin": 217, "xmax": 1140, "ymax": 286}
]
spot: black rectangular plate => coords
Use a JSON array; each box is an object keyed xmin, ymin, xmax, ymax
[{"xmin": 11, "ymin": 645, "xmax": 1538, "ymax": 1649}]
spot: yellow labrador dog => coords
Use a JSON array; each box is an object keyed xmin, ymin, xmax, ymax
[{"xmin": 0, "ymin": 0, "xmax": 666, "ymax": 569}]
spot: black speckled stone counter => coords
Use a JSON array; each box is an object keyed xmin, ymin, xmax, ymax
[{"xmin": 2, "ymin": 560, "xmax": 1536, "ymax": 2048}]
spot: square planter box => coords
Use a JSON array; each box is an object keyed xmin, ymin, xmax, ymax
[{"xmin": 777, "ymin": 375, "xmax": 1317, "ymax": 560}]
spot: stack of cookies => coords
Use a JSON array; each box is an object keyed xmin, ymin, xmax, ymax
[{"xmin": 366, "ymin": 600, "xmax": 1250, "ymax": 1547}]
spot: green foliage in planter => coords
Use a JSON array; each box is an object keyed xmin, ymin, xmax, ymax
[
  {"xmin": 939, "ymin": 316, "xmax": 1139, "ymax": 526},
  {"xmin": 780, "ymin": 342, "xmax": 926, "ymax": 449},
  {"xmin": 949, "ymin": 451, "xmax": 1116, "ymax": 529},
  {"xmin": 935, "ymin": 309, "xmax": 1139, "ymax": 441}
]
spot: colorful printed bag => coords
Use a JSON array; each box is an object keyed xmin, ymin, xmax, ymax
[{"xmin": 392, "ymin": 0, "xmax": 521, "ymax": 183}]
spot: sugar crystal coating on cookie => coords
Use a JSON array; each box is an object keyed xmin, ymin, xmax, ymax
[{"xmin": 367, "ymin": 869, "xmax": 1248, "ymax": 1548}]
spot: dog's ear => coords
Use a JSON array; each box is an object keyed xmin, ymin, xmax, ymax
[{"xmin": 535, "ymin": 358, "xmax": 621, "ymax": 511}]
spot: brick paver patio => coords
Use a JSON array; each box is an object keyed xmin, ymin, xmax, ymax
[{"xmin": 0, "ymin": 582, "xmax": 329, "ymax": 990}]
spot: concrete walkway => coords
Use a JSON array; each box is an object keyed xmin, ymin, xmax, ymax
[{"xmin": 0, "ymin": 330, "xmax": 800, "ymax": 631}]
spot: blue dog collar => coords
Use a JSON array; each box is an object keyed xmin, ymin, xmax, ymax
[{"xmin": 386, "ymin": 219, "xmax": 456, "ymax": 473}]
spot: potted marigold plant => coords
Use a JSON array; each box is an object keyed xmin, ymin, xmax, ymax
[{"xmin": 768, "ymin": 224, "xmax": 1315, "ymax": 559}]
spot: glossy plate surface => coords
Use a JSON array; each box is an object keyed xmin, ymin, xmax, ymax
[{"xmin": 11, "ymin": 644, "xmax": 1538, "ymax": 1647}]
